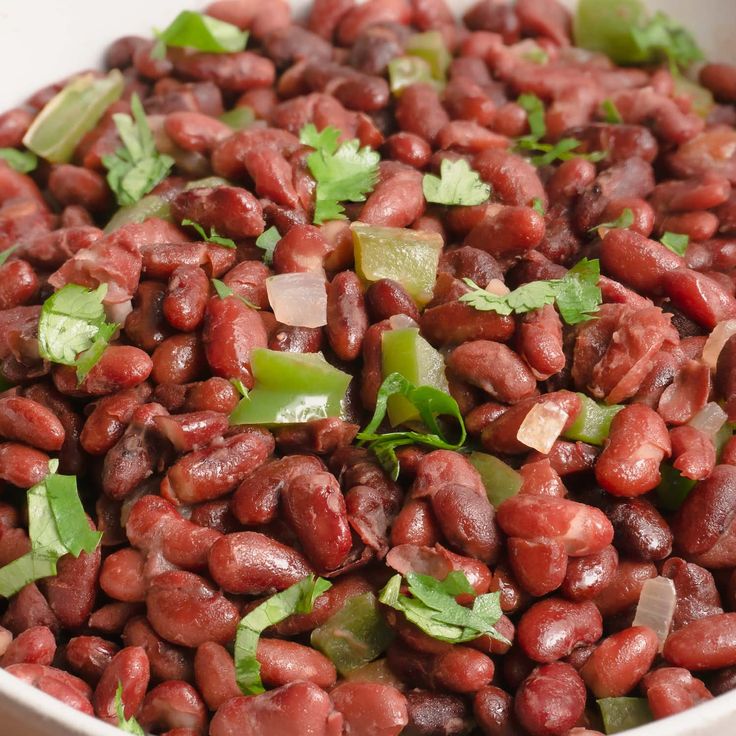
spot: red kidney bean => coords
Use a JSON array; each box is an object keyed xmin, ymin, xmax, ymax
[
  {"xmin": 473, "ymin": 148, "xmax": 546, "ymax": 208},
  {"xmin": 642, "ymin": 666, "xmax": 713, "ymax": 719},
  {"xmin": 194, "ymin": 641, "xmax": 239, "ymax": 711},
  {"xmin": 154, "ymin": 410, "xmax": 228, "ymax": 452},
  {"xmin": 496, "ymin": 494, "xmax": 613, "ymax": 557},
  {"xmin": 580, "ymin": 626, "xmax": 658, "ymax": 698},
  {"xmin": 518, "ymin": 459, "xmax": 566, "ymax": 498},
  {"xmin": 514, "ymin": 662, "xmax": 586, "ymax": 736},
  {"xmin": 663, "ymin": 613, "xmax": 736, "ymax": 670},
  {"xmin": 257, "ymin": 639, "xmax": 336, "ymax": 689},
  {"xmin": 430, "ymin": 483, "xmax": 500, "ymax": 564},
  {"xmin": 280, "ymin": 472, "xmax": 352, "ymax": 571},
  {"xmin": 464, "ymin": 205, "xmax": 546, "ymax": 260},
  {"xmin": 661, "ymin": 557, "xmax": 723, "ymax": 630},
  {"xmin": 604, "ymin": 497, "xmax": 673, "ymax": 561},
  {"xmin": 163, "ymin": 265, "xmax": 210, "ymax": 332},
  {"xmin": 659, "ymin": 358, "xmax": 711, "ymax": 425},
  {"xmin": 395, "ymin": 83, "xmax": 450, "ymax": 145},
  {"xmin": 391, "ymin": 499, "xmax": 440, "ymax": 547},
  {"xmin": 326, "ymin": 271, "xmax": 368, "ymax": 361},
  {"xmin": 0, "ymin": 396, "xmax": 65, "ymax": 451},
  {"xmin": 100, "ymin": 548, "xmax": 146, "ymax": 603},
  {"xmin": 411, "ymin": 449, "xmax": 485, "ymax": 500},
  {"xmin": 208, "ymin": 531, "xmax": 313, "ymax": 595},
  {"xmin": 6, "ymin": 663, "xmax": 94, "ymax": 714},
  {"xmin": 146, "ymin": 571, "xmax": 239, "ymax": 648},
  {"xmin": 663, "ymin": 267, "xmax": 736, "ymax": 329},
  {"xmin": 0, "ymin": 442, "xmax": 49, "ymax": 488},
  {"xmin": 595, "ymin": 404, "xmax": 670, "ymax": 497},
  {"xmin": 151, "ymin": 333, "xmax": 208, "ymax": 385},
  {"xmin": 0, "ymin": 108, "xmax": 33, "ymax": 147},
  {"xmin": 210, "ymin": 680, "xmax": 341, "ymax": 736},
  {"xmin": 517, "ymin": 598, "xmax": 602, "ymax": 663},
  {"xmin": 161, "ymin": 427, "xmax": 274, "ymax": 504},
  {"xmin": 93, "ymin": 646, "xmax": 150, "ymax": 724},
  {"xmin": 64, "ymin": 636, "xmax": 120, "ymax": 686},
  {"xmin": 0, "ymin": 625, "xmax": 56, "ymax": 667},
  {"xmin": 122, "ymin": 616, "xmax": 193, "ymax": 685},
  {"xmin": 337, "ymin": 0, "xmax": 411, "ymax": 44},
  {"xmin": 432, "ymin": 646, "xmax": 495, "ymax": 694},
  {"xmin": 473, "ymin": 685, "xmax": 515, "ymax": 736},
  {"xmin": 165, "ymin": 111, "xmax": 231, "ymax": 154},
  {"xmin": 141, "ymin": 241, "xmax": 236, "ymax": 280},
  {"xmin": 403, "ymin": 689, "xmax": 470, "ymax": 736},
  {"xmin": 0, "ymin": 259, "xmax": 38, "ymax": 310},
  {"xmin": 593, "ymin": 560, "xmax": 657, "ymax": 618},
  {"xmin": 169, "ymin": 49, "xmax": 275, "ymax": 92},
  {"xmin": 330, "ymin": 682, "xmax": 408, "ymax": 736},
  {"xmin": 508, "ymin": 538, "xmax": 568, "ymax": 597},
  {"xmin": 138, "ymin": 680, "xmax": 207, "ymax": 735},
  {"xmin": 87, "ymin": 602, "xmax": 142, "ymax": 636},
  {"xmin": 561, "ymin": 545, "xmax": 619, "ymax": 602},
  {"xmin": 48, "ymin": 164, "xmax": 111, "ymax": 213},
  {"xmin": 717, "ymin": 333, "xmax": 736, "ymax": 421},
  {"xmin": 2, "ymin": 584, "xmax": 59, "ymax": 636}
]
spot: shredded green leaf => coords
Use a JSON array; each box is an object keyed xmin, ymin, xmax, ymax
[
  {"xmin": 0, "ymin": 244, "xmax": 18, "ymax": 267},
  {"xmin": 0, "ymin": 148, "xmax": 38, "ymax": 174},
  {"xmin": 0, "ymin": 463, "xmax": 102, "ymax": 599},
  {"xmin": 102, "ymin": 93, "xmax": 174, "ymax": 206},
  {"xmin": 211, "ymin": 278, "xmax": 259, "ymax": 310},
  {"xmin": 152, "ymin": 10, "xmax": 248, "ymax": 59},
  {"xmin": 601, "ymin": 98, "xmax": 624, "ymax": 124},
  {"xmin": 422, "ymin": 158, "xmax": 491, "ymax": 207},
  {"xmin": 379, "ymin": 571, "xmax": 508, "ymax": 645},
  {"xmin": 460, "ymin": 258, "xmax": 602, "ymax": 325},
  {"xmin": 357, "ymin": 373, "xmax": 467, "ymax": 480},
  {"xmin": 515, "ymin": 93, "xmax": 605, "ymax": 166},
  {"xmin": 299, "ymin": 123, "xmax": 380, "ymax": 224},
  {"xmin": 38, "ymin": 283, "xmax": 118, "ymax": 382},
  {"xmin": 589, "ymin": 208, "xmax": 634, "ymax": 233},
  {"xmin": 631, "ymin": 11, "xmax": 703, "ymax": 72},
  {"xmin": 255, "ymin": 226, "xmax": 280, "ymax": 265},
  {"xmin": 531, "ymin": 197, "xmax": 546, "ymax": 216},
  {"xmin": 660, "ymin": 231, "xmax": 689, "ymax": 256},
  {"xmin": 235, "ymin": 575, "xmax": 332, "ymax": 695},
  {"xmin": 114, "ymin": 682, "xmax": 145, "ymax": 735},
  {"xmin": 230, "ymin": 378, "xmax": 249, "ymax": 398},
  {"xmin": 181, "ymin": 218, "xmax": 236, "ymax": 249}
]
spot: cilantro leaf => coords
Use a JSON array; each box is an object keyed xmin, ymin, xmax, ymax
[
  {"xmin": 531, "ymin": 197, "xmax": 545, "ymax": 215},
  {"xmin": 0, "ymin": 148, "xmax": 38, "ymax": 174},
  {"xmin": 589, "ymin": 207, "xmax": 634, "ymax": 233},
  {"xmin": 255, "ymin": 226, "xmax": 280, "ymax": 265},
  {"xmin": 114, "ymin": 682, "xmax": 145, "ymax": 735},
  {"xmin": 181, "ymin": 218, "xmax": 236, "ymax": 249},
  {"xmin": 300, "ymin": 124, "xmax": 380, "ymax": 224},
  {"xmin": 0, "ymin": 244, "xmax": 18, "ymax": 267},
  {"xmin": 631, "ymin": 11, "xmax": 703, "ymax": 71},
  {"xmin": 152, "ymin": 10, "xmax": 248, "ymax": 59},
  {"xmin": 422, "ymin": 158, "xmax": 491, "ymax": 207},
  {"xmin": 601, "ymin": 98, "xmax": 623, "ymax": 124},
  {"xmin": 102, "ymin": 93, "xmax": 174, "ymax": 206},
  {"xmin": 660, "ymin": 231, "xmax": 689, "ymax": 257},
  {"xmin": 379, "ymin": 571, "xmax": 507, "ymax": 645},
  {"xmin": 357, "ymin": 373, "xmax": 467, "ymax": 480},
  {"xmin": 211, "ymin": 278, "xmax": 259, "ymax": 310},
  {"xmin": 235, "ymin": 575, "xmax": 332, "ymax": 695},
  {"xmin": 460, "ymin": 258, "xmax": 602, "ymax": 326},
  {"xmin": 0, "ymin": 463, "xmax": 102, "ymax": 598},
  {"xmin": 517, "ymin": 93, "xmax": 547, "ymax": 141},
  {"xmin": 38, "ymin": 283, "xmax": 118, "ymax": 381}
]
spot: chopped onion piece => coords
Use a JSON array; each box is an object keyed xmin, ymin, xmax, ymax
[
  {"xmin": 688, "ymin": 401, "xmax": 728, "ymax": 436},
  {"xmin": 632, "ymin": 576, "xmax": 676, "ymax": 652},
  {"xmin": 484, "ymin": 278, "xmax": 510, "ymax": 295},
  {"xmin": 516, "ymin": 402, "xmax": 568, "ymax": 454},
  {"xmin": 105, "ymin": 299, "xmax": 133, "ymax": 325},
  {"xmin": 266, "ymin": 273, "xmax": 327, "ymax": 328},
  {"xmin": 389, "ymin": 314, "xmax": 418, "ymax": 330},
  {"xmin": 702, "ymin": 319, "xmax": 736, "ymax": 370}
]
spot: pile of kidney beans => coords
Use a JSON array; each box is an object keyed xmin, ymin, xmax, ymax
[{"xmin": 2, "ymin": 0, "xmax": 736, "ymax": 734}]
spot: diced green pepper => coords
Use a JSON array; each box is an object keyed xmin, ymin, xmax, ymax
[
  {"xmin": 656, "ymin": 464, "xmax": 696, "ymax": 512},
  {"xmin": 352, "ymin": 223, "xmax": 443, "ymax": 308},
  {"xmin": 405, "ymin": 31, "xmax": 451, "ymax": 83},
  {"xmin": 673, "ymin": 75, "xmax": 714, "ymax": 118},
  {"xmin": 343, "ymin": 659, "xmax": 402, "ymax": 685},
  {"xmin": 229, "ymin": 349, "xmax": 351, "ymax": 426},
  {"xmin": 388, "ymin": 56, "xmax": 436, "ymax": 97},
  {"xmin": 381, "ymin": 328, "xmax": 448, "ymax": 427},
  {"xmin": 184, "ymin": 176, "xmax": 230, "ymax": 191},
  {"xmin": 574, "ymin": 0, "xmax": 650, "ymax": 65},
  {"xmin": 563, "ymin": 393, "xmax": 623, "ymax": 446},
  {"xmin": 23, "ymin": 70, "xmax": 124, "ymax": 164},
  {"xmin": 469, "ymin": 451, "xmax": 522, "ymax": 507},
  {"xmin": 597, "ymin": 697, "xmax": 653, "ymax": 734},
  {"xmin": 104, "ymin": 194, "xmax": 171, "ymax": 233},
  {"xmin": 311, "ymin": 592, "xmax": 394, "ymax": 675},
  {"xmin": 220, "ymin": 106, "xmax": 256, "ymax": 130}
]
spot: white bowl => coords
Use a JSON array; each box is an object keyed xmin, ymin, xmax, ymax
[{"xmin": 1, "ymin": 1, "xmax": 735, "ymax": 735}]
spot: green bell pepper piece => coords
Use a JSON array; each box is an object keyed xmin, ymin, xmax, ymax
[
  {"xmin": 229, "ymin": 349, "xmax": 351, "ymax": 425},
  {"xmin": 184, "ymin": 176, "xmax": 231, "ymax": 191},
  {"xmin": 469, "ymin": 451, "xmax": 523, "ymax": 508},
  {"xmin": 352, "ymin": 223, "xmax": 443, "ymax": 308},
  {"xmin": 23, "ymin": 70, "xmax": 124, "ymax": 164},
  {"xmin": 673, "ymin": 75, "xmax": 714, "ymax": 118},
  {"xmin": 405, "ymin": 31, "xmax": 451, "ymax": 83},
  {"xmin": 655, "ymin": 464, "xmax": 696, "ymax": 512},
  {"xmin": 311, "ymin": 592, "xmax": 394, "ymax": 675},
  {"xmin": 220, "ymin": 106, "xmax": 256, "ymax": 130},
  {"xmin": 104, "ymin": 194, "xmax": 171, "ymax": 233},
  {"xmin": 388, "ymin": 56, "xmax": 436, "ymax": 97},
  {"xmin": 563, "ymin": 393, "xmax": 623, "ymax": 445},
  {"xmin": 574, "ymin": 0, "xmax": 650, "ymax": 65},
  {"xmin": 381, "ymin": 327, "xmax": 448, "ymax": 427},
  {"xmin": 597, "ymin": 697, "xmax": 653, "ymax": 734}
]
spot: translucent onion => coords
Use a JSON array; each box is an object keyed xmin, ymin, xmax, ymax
[
  {"xmin": 702, "ymin": 319, "xmax": 736, "ymax": 369},
  {"xmin": 266, "ymin": 272, "xmax": 327, "ymax": 328},
  {"xmin": 388, "ymin": 314, "xmax": 417, "ymax": 330},
  {"xmin": 688, "ymin": 401, "xmax": 728, "ymax": 436},
  {"xmin": 105, "ymin": 299, "xmax": 133, "ymax": 326},
  {"xmin": 632, "ymin": 576, "xmax": 676, "ymax": 652},
  {"xmin": 484, "ymin": 278, "xmax": 510, "ymax": 295},
  {"xmin": 516, "ymin": 402, "xmax": 568, "ymax": 454}
]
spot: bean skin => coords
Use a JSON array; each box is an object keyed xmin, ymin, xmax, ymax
[{"xmin": 93, "ymin": 646, "xmax": 150, "ymax": 724}]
